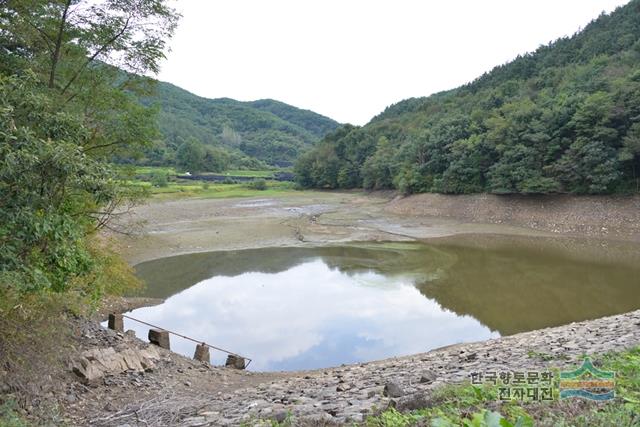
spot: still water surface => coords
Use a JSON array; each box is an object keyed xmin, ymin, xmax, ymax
[{"xmin": 125, "ymin": 237, "xmax": 640, "ymax": 371}]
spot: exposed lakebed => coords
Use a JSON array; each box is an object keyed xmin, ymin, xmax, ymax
[{"xmin": 124, "ymin": 236, "xmax": 640, "ymax": 371}]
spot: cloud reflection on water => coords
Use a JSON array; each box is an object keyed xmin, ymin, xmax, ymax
[{"xmin": 124, "ymin": 259, "xmax": 498, "ymax": 371}]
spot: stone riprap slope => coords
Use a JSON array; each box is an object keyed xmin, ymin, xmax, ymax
[{"xmin": 88, "ymin": 309, "xmax": 640, "ymax": 426}]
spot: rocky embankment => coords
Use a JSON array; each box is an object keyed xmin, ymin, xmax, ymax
[
  {"xmin": 386, "ymin": 193, "xmax": 640, "ymax": 241},
  {"xmin": 64, "ymin": 320, "xmax": 287, "ymax": 426},
  {"xmin": 69, "ymin": 309, "xmax": 640, "ymax": 426}
]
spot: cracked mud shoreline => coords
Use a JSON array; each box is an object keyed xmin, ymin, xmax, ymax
[
  {"xmin": 74, "ymin": 191, "xmax": 640, "ymax": 425},
  {"xmin": 114, "ymin": 191, "xmax": 640, "ymax": 265}
]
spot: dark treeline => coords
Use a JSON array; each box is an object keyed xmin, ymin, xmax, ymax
[{"xmin": 296, "ymin": 1, "xmax": 640, "ymax": 195}]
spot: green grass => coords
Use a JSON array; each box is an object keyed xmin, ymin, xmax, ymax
[
  {"xmin": 114, "ymin": 165, "xmax": 280, "ymax": 178},
  {"xmin": 115, "ymin": 165, "xmax": 177, "ymax": 176},
  {"xmin": 128, "ymin": 180, "xmax": 305, "ymax": 200},
  {"xmin": 115, "ymin": 165, "xmax": 304, "ymax": 200},
  {"xmin": 0, "ymin": 398, "xmax": 29, "ymax": 427},
  {"xmin": 365, "ymin": 383, "xmax": 532, "ymax": 427},
  {"xmin": 540, "ymin": 347, "xmax": 640, "ymax": 427}
]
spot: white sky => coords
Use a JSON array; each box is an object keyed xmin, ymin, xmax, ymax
[{"xmin": 158, "ymin": 0, "xmax": 631, "ymax": 125}]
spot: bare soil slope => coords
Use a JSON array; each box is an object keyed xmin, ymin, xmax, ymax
[{"xmin": 386, "ymin": 193, "xmax": 640, "ymax": 241}]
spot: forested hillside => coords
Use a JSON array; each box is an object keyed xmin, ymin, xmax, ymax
[
  {"xmin": 296, "ymin": 0, "xmax": 640, "ymax": 195},
  {"xmin": 137, "ymin": 82, "xmax": 340, "ymax": 169}
]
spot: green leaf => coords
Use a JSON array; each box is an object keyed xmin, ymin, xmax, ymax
[
  {"xmin": 514, "ymin": 415, "xmax": 534, "ymax": 427},
  {"xmin": 484, "ymin": 411, "xmax": 504, "ymax": 427},
  {"xmin": 431, "ymin": 417, "xmax": 456, "ymax": 427}
]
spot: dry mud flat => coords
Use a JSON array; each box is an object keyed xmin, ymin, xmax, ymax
[{"xmin": 115, "ymin": 191, "xmax": 640, "ymax": 265}]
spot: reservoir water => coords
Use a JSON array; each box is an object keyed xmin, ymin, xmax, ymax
[{"xmin": 124, "ymin": 236, "xmax": 640, "ymax": 371}]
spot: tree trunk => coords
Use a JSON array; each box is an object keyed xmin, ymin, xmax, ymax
[{"xmin": 49, "ymin": 0, "xmax": 72, "ymax": 89}]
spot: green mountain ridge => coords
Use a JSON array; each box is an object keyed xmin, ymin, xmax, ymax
[
  {"xmin": 297, "ymin": 0, "xmax": 640, "ymax": 195},
  {"xmin": 141, "ymin": 81, "xmax": 340, "ymax": 168}
]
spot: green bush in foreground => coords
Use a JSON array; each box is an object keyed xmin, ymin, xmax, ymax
[
  {"xmin": 1, "ymin": 0, "xmax": 178, "ymax": 294},
  {"xmin": 0, "ymin": 74, "xmax": 115, "ymax": 292}
]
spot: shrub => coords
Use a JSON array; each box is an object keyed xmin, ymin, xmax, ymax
[
  {"xmin": 151, "ymin": 173, "xmax": 169, "ymax": 187},
  {"xmin": 248, "ymin": 179, "xmax": 267, "ymax": 190},
  {"xmin": 222, "ymin": 177, "xmax": 237, "ymax": 184}
]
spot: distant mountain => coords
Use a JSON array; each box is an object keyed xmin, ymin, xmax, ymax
[
  {"xmin": 144, "ymin": 82, "xmax": 340, "ymax": 167},
  {"xmin": 248, "ymin": 99, "xmax": 339, "ymax": 138},
  {"xmin": 296, "ymin": 0, "xmax": 640, "ymax": 195}
]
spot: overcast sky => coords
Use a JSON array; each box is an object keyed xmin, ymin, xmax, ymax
[{"xmin": 158, "ymin": 0, "xmax": 630, "ymax": 125}]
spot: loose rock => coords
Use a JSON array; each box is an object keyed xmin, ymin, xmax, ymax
[{"xmin": 383, "ymin": 382, "xmax": 404, "ymax": 398}]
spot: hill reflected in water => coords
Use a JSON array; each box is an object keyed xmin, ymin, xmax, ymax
[{"xmin": 129, "ymin": 237, "xmax": 640, "ymax": 370}]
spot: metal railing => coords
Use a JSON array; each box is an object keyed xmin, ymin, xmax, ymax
[{"xmin": 121, "ymin": 314, "xmax": 252, "ymax": 368}]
